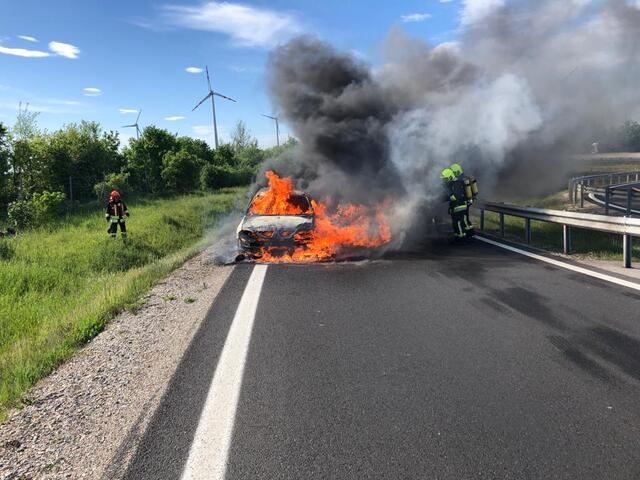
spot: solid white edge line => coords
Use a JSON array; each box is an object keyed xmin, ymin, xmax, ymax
[
  {"xmin": 476, "ymin": 236, "xmax": 640, "ymax": 293},
  {"xmin": 180, "ymin": 264, "xmax": 268, "ymax": 480}
]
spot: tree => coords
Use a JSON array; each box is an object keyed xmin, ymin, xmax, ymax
[
  {"xmin": 622, "ymin": 121, "xmax": 640, "ymax": 152},
  {"xmin": 176, "ymin": 136, "xmax": 211, "ymax": 163},
  {"xmin": 212, "ymin": 143, "xmax": 237, "ymax": 167},
  {"xmin": 124, "ymin": 126, "xmax": 177, "ymax": 193},
  {"xmin": 9, "ymin": 104, "xmax": 41, "ymax": 198},
  {"xmin": 0, "ymin": 122, "xmax": 10, "ymax": 205},
  {"xmin": 45, "ymin": 121, "xmax": 123, "ymax": 200},
  {"xmin": 161, "ymin": 150, "xmax": 201, "ymax": 193},
  {"xmin": 231, "ymin": 120, "xmax": 257, "ymax": 152}
]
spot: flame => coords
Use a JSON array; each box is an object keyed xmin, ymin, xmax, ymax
[{"xmin": 248, "ymin": 171, "xmax": 391, "ymax": 263}]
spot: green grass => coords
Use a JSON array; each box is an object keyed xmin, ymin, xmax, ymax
[{"xmin": 0, "ymin": 188, "xmax": 244, "ymax": 418}]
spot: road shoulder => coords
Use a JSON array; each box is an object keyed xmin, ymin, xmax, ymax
[{"xmin": 0, "ymin": 249, "xmax": 233, "ymax": 479}]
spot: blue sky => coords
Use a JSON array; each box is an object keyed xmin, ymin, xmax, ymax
[{"xmin": 0, "ymin": 0, "xmax": 465, "ymax": 148}]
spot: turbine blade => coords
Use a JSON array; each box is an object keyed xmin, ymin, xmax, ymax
[
  {"xmin": 122, "ymin": 124, "xmax": 136, "ymax": 128},
  {"xmin": 136, "ymin": 109, "xmax": 141, "ymax": 123},
  {"xmin": 192, "ymin": 92, "xmax": 213, "ymax": 111},
  {"xmin": 206, "ymin": 65, "xmax": 212, "ymax": 92},
  {"xmin": 262, "ymin": 114, "xmax": 276, "ymax": 120},
  {"xmin": 213, "ymin": 92, "xmax": 237, "ymax": 103}
]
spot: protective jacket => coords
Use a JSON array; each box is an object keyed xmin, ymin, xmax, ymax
[
  {"xmin": 106, "ymin": 199, "xmax": 129, "ymax": 221},
  {"xmin": 443, "ymin": 179, "xmax": 468, "ymax": 214}
]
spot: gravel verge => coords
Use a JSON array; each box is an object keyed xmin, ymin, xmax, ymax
[{"xmin": 0, "ymin": 249, "xmax": 234, "ymax": 479}]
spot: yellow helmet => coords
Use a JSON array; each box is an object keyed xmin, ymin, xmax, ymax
[
  {"xmin": 450, "ymin": 163, "xmax": 464, "ymax": 177},
  {"xmin": 441, "ymin": 168, "xmax": 455, "ymax": 181}
]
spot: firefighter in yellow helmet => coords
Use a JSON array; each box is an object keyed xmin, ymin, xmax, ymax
[
  {"xmin": 441, "ymin": 167, "xmax": 469, "ymax": 241},
  {"xmin": 449, "ymin": 163, "xmax": 477, "ymax": 238}
]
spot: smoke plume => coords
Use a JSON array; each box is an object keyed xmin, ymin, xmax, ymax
[{"xmin": 260, "ymin": 0, "xmax": 640, "ymax": 242}]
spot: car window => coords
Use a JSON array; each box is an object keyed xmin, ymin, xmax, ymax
[{"xmin": 248, "ymin": 192, "xmax": 313, "ymax": 215}]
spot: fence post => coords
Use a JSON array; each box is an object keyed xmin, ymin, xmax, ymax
[
  {"xmin": 623, "ymin": 234, "xmax": 632, "ymax": 269},
  {"xmin": 499, "ymin": 213, "xmax": 505, "ymax": 237},
  {"xmin": 563, "ymin": 225, "xmax": 572, "ymax": 255},
  {"xmin": 480, "ymin": 209, "xmax": 485, "ymax": 231},
  {"xmin": 525, "ymin": 218, "xmax": 532, "ymax": 244},
  {"xmin": 569, "ymin": 180, "xmax": 574, "ymax": 204}
]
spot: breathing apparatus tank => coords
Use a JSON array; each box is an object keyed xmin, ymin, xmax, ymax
[
  {"xmin": 464, "ymin": 178, "xmax": 473, "ymax": 200},
  {"xmin": 469, "ymin": 177, "xmax": 479, "ymax": 198}
]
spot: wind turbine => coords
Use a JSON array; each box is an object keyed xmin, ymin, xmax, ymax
[
  {"xmin": 192, "ymin": 66, "xmax": 236, "ymax": 148},
  {"xmin": 261, "ymin": 114, "xmax": 280, "ymax": 147},
  {"xmin": 122, "ymin": 110, "xmax": 142, "ymax": 139}
]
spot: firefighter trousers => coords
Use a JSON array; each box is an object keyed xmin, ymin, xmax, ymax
[
  {"xmin": 451, "ymin": 205, "xmax": 474, "ymax": 238},
  {"xmin": 108, "ymin": 219, "xmax": 127, "ymax": 238}
]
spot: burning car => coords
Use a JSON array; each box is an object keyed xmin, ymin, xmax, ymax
[
  {"xmin": 237, "ymin": 170, "xmax": 392, "ymax": 263},
  {"xmin": 237, "ymin": 186, "xmax": 315, "ymax": 259}
]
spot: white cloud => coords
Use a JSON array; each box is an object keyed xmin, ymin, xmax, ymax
[
  {"xmin": 119, "ymin": 108, "xmax": 138, "ymax": 114},
  {"xmin": 162, "ymin": 1, "xmax": 302, "ymax": 47},
  {"xmin": 461, "ymin": 0, "xmax": 505, "ymax": 25},
  {"xmin": 48, "ymin": 41, "xmax": 80, "ymax": 59},
  {"xmin": 186, "ymin": 66, "xmax": 203, "ymax": 73},
  {"xmin": 401, "ymin": 13, "xmax": 433, "ymax": 23},
  {"xmin": 83, "ymin": 87, "xmax": 102, "ymax": 97},
  {"xmin": 440, "ymin": 0, "xmax": 455, "ymax": 3},
  {"xmin": 165, "ymin": 115, "xmax": 186, "ymax": 121},
  {"xmin": 0, "ymin": 45, "xmax": 50, "ymax": 58},
  {"xmin": 18, "ymin": 35, "xmax": 38, "ymax": 42}
]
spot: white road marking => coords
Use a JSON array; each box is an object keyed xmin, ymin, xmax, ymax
[
  {"xmin": 477, "ymin": 236, "xmax": 640, "ymax": 292},
  {"xmin": 180, "ymin": 265, "xmax": 268, "ymax": 480}
]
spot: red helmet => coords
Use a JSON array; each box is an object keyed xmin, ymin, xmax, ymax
[{"xmin": 110, "ymin": 190, "xmax": 120, "ymax": 201}]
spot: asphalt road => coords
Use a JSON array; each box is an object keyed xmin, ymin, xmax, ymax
[{"xmin": 122, "ymin": 239, "xmax": 640, "ymax": 479}]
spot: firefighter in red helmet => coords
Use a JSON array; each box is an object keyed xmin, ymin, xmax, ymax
[{"xmin": 105, "ymin": 190, "xmax": 130, "ymax": 239}]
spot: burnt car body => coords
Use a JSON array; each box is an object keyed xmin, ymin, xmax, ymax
[{"xmin": 237, "ymin": 189, "xmax": 315, "ymax": 258}]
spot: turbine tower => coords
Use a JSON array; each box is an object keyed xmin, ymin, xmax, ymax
[
  {"xmin": 122, "ymin": 110, "xmax": 142, "ymax": 139},
  {"xmin": 262, "ymin": 114, "xmax": 280, "ymax": 147},
  {"xmin": 192, "ymin": 66, "xmax": 236, "ymax": 148}
]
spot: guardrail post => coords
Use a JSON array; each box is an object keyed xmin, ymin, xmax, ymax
[
  {"xmin": 525, "ymin": 218, "xmax": 531, "ymax": 244},
  {"xmin": 480, "ymin": 209, "xmax": 485, "ymax": 231},
  {"xmin": 627, "ymin": 187, "xmax": 633, "ymax": 216},
  {"xmin": 623, "ymin": 234, "xmax": 632, "ymax": 268},
  {"xmin": 580, "ymin": 183, "xmax": 585, "ymax": 208},
  {"xmin": 605, "ymin": 187, "xmax": 610, "ymax": 215},
  {"xmin": 563, "ymin": 225, "xmax": 572, "ymax": 255},
  {"xmin": 499, "ymin": 213, "xmax": 505, "ymax": 237}
]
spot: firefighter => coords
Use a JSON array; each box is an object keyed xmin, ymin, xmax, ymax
[
  {"xmin": 442, "ymin": 168, "xmax": 468, "ymax": 241},
  {"xmin": 105, "ymin": 190, "xmax": 129, "ymax": 239},
  {"xmin": 450, "ymin": 163, "xmax": 476, "ymax": 238}
]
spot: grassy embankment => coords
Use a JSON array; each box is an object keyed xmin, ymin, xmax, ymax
[
  {"xmin": 477, "ymin": 191, "xmax": 640, "ymax": 262},
  {"xmin": 0, "ymin": 188, "xmax": 244, "ymax": 418}
]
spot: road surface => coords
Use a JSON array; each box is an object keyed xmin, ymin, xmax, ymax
[{"xmin": 121, "ymin": 239, "xmax": 640, "ymax": 479}]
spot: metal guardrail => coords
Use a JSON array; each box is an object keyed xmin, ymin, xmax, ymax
[
  {"xmin": 569, "ymin": 171, "xmax": 640, "ymax": 207},
  {"xmin": 477, "ymin": 201, "xmax": 640, "ymax": 268}
]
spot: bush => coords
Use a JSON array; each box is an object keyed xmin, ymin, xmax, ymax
[
  {"xmin": 200, "ymin": 164, "xmax": 254, "ymax": 190},
  {"xmin": 161, "ymin": 150, "xmax": 201, "ymax": 193},
  {"xmin": 94, "ymin": 172, "xmax": 131, "ymax": 201},
  {"xmin": 7, "ymin": 200, "xmax": 35, "ymax": 229},
  {"xmin": 31, "ymin": 191, "xmax": 67, "ymax": 222}
]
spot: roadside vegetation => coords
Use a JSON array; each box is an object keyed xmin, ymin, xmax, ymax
[
  {"xmin": 0, "ymin": 190, "xmax": 244, "ymax": 418},
  {"xmin": 0, "ymin": 107, "xmax": 292, "ymax": 417},
  {"xmin": 0, "ymin": 106, "xmax": 293, "ymax": 229}
]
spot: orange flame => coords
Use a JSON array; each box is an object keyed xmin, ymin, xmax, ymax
[{"xmin": 248, "ymin": 171, "xmax": 391, "ymax": 263}]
